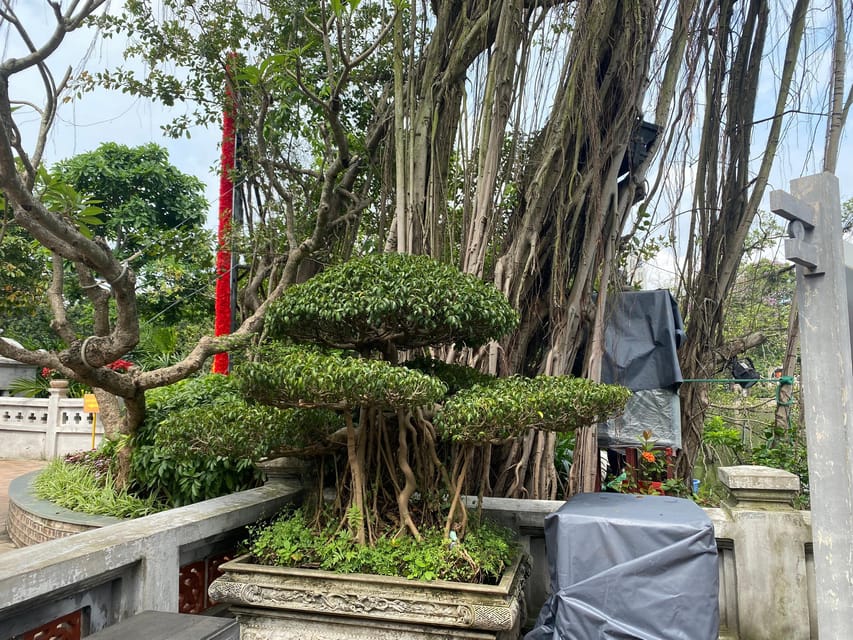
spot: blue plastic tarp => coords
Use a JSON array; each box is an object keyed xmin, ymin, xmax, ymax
[
  {"xmin": 599, "ymin": 388, "xmax": 681, "ymax": 449},
  {"xmin": 599, "ymin": 290, "xmax": 685, "ymax": 449}
]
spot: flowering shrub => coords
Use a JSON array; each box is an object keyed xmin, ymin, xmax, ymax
[{"xmin": 606, "ymin": 430, "xmax": 684, "ymax": 496}]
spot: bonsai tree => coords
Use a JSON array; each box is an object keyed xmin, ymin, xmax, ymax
[{"xmin": 157, "ymin": 253, "xmax": 630, "ymax": 555}]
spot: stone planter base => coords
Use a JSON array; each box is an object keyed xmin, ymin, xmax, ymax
[
  {"xmin": 209, "ymin": 553, "xmax": 529, "ymax": 640},
  {"xmin": 235, "ymin": 608, "xmax": 513, "ymax": 639}
]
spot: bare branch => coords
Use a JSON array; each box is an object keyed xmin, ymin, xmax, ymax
[{"xmin": 0, "ymin": 0, "xmax": 109, "ymax": 76}]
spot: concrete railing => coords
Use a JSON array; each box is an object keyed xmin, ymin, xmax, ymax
[
  {"xmin": 0, "ymin": 382, "xmax": 102, "ymax": 459},
  {"xmin": 0, "ymin": 465, "xmax": 812, "ymax": 640},
  {"xmin": 0, "ymin": 480, "xmax": 302, "ymax": 639}
]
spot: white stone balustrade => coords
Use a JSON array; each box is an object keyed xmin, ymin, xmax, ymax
[{"xmin": 0, "ymin": 382, "xmax": 101, "ymax": 459}]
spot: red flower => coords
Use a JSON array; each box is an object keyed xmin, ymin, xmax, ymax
[
  {"xmin": 41, "ymin": 367, "xmax": 53, "ymax": 378},
  {"xmin": 107, "ymin": 359, "xmax": 134, "ymax": 372}
]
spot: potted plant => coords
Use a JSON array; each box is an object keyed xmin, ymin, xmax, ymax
[{"xmin": 159, "ymin": 254, "xmax": 629, "ymax": 639}]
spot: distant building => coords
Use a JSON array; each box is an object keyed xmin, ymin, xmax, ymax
[{"xmin": 0, "ymin": 338, "xmax": 36, "ymax": 396}]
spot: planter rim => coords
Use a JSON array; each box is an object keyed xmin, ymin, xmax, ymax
[
  {"xmin": 10, "ymin": 470, "xmax": 123, "ymax": 528},
  {"xmin": 219, "ymin": 550, "xmax": 525, "ymax": 595}
]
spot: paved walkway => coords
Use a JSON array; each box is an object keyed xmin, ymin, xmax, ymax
[{"xmin": 0, "ymin": 459, "xmax": 47, "ymax": 553}]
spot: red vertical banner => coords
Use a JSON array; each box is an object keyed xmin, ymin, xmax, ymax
[{"xmin": 212, "ymin": 65, "xmax": 237, "ymax": 375}]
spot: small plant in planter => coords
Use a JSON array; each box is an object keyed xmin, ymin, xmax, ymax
[
  {"xmin": 605, "ymin": 429, "xmax": 688, "ymax": 496},
  {"xmin": 163, "ymin": 254, "xmax": 629, "ymax": 638}
]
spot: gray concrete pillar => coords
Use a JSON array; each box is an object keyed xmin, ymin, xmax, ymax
[{"xmin": 771, "ymin": 173, "xmax": 853, "ymax": 639}]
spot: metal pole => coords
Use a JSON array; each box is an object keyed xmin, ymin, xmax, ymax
[{"xmin": 230, "ymin": 133, "xmax": 243, "ymax": 335}]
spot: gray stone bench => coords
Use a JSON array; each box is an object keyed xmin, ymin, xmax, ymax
[{"xmin": 87, "ymin": 611, "xmax": 238, "ymax": 640}]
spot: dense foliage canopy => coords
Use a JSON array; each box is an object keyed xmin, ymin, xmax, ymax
[
  {"xmin": 208, "ymin": 254, "xmax": 628, "ymax": 545},
  {"xmin": 238, "ymin": 345, "xmax": 447, "ymax": 409},
  {"xmin": 266, "ymin": 254, "xmax": 520, "ymax": 351},
  {"xmin": 436, "ymin": 376, "xmax": 631, "ymax": 444}
]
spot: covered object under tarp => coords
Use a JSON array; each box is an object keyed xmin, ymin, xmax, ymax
[
  {"xmin": 599, "ymin": 289, "xmax": 685, "ymax": 449},
  {"xmin": 525, "ymin": 493, "xmax": 718, "ymax": 640},
  {"xmin": 601, "ymin": 290, "xmax": 684, "ymax": 392}
]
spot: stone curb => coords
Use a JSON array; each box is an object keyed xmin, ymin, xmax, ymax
[{"xmin": 7, "ymin": 470, "xmax": 121, "ymax": 546}]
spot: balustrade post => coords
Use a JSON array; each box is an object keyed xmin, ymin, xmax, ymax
[
  {"xmin": 45, "ymin": 380, "xmax": 69, "ymax": 459},
  {"xmin": 717, "ymin": 465, "xmax": 812, "ymax": 640}
]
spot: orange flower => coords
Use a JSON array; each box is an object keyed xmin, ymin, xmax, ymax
[{"xmin": 641, "ymin": 451, "xmax": 656, "ymax": 463}]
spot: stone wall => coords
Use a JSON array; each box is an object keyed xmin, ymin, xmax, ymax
[
  {"xmin": 0, "ymin": 481, "xmax": 301, "ymax": 639},
  {"xmin": 0, "ymin": 383, "xmax": 102, "ymax": 459}
]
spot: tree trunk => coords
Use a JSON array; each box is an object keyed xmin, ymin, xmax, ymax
[{"xmin": 676, "ymin": 0, "xmax": 807, "ymax": 481}]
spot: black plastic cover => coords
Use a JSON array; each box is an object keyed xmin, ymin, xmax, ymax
[
  {"xmin": 601, "ymin": 290, "xmax": 685, "ymax": 392},
  {"xmin": 526, "ymin": 493, "xmax": 719, "ymax": 640}
]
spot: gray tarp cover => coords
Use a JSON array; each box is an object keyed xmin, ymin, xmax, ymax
[
  {"xmin": 599, "ymin": 290, "xmax": 685, "ymax": 448},
  {"xmin": 599, "ymin": 389, "xmax": 681, "ymax": 449},
  {"xmin": 601, "ymin": 290, "xmax": 685, "ymax": 391},
  {"xmin": 525, "ymin": 493, "xmax": 718, "ymax": 640}
]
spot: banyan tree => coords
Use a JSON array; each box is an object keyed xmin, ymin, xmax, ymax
[
  {"xmin": 1, "ymin": 0, "xmax": 845, "ymax": 493},
  {"xmin": 156, "ymin": 254, "xmax": 629, "ymax": 543}
]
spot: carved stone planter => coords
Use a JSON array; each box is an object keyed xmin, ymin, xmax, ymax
[{"xmin": 208, "ymin": 552, "xmax": 529, "ymax": 640}]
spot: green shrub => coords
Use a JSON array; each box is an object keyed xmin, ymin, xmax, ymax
[
  {"xmin": 143, "ymin": 373, "xmax": 243, "ymax": 424},
  {"xmin": 703, "ymin": 415, "xmax": 743, "ymax": 452},
  {"xmin": 240, "ymin": 256, "xmax": 628, "ymax": 554},
  {"xmin": 265, "ymin": 253, "xmax": 519, "ymax": 350},
  {"xmin": 34, "ymin": 458, "xmax": 163, "ymax": 518},
  {"xmin": 436, "ymin": 376, "xmax": 631, "ymax": 443},
  {"xmin": 238, "ymin": 345, "xmax": 447, "ymax": 410},
  {"xmin": 749, "ymin": 429, "xmax": 809, "ymax": 508},
  {"xmin": 64, "ymin": 447, "xmax": 115, "ymax": 481},
  {"xmin": 130, "ymin": 374, "xmax": 265, "ymax": 506},
  {"xmin": 247, "ymin": 509, "xmax": 516, "ymax": 584},
  {"xmin": 403, "ymin": 357, "xmax": 495, "ymax": 396},
  {"xmin": 155, "ymin": 402, "xmax": 343, "ymax": 460},
  {"xmin": 130, "ymin": 447, "xmax": 262, "ymax": 507}
]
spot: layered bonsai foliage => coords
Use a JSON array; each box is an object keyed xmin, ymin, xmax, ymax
[
  {"xmin": 132, "ymin": 374, "xmax": 335, "ymax": 506},
  {"xmin": 158, "ymin": 253, "xmax": 630, "ymax": 579}
]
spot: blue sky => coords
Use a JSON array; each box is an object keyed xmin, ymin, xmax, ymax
[{"xmin": 6, "ymin": 2, "xmax": 222, "ymax": 227}]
